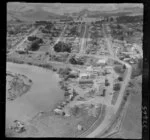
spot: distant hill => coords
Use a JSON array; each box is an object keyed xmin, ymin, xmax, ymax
[
  {"xmin": 72, "ymin": 6, "xmax": 143, "ymax": 18},
  {"xmin": 7, "ymin": 3, "xmax": 143, "ymax": 23},
  {"xmin": 7, "ymin": 3, "xmax": 69, "ymax": 23}
]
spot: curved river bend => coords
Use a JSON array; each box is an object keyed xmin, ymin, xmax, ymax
[{"xmin": 6, "ymin": 62, "xmax": 64, "ymax": 123}]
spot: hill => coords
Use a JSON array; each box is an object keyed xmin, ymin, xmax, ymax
[{"xmin": 7, "ymin": 3, "xmax": 143, "ymax": 23}]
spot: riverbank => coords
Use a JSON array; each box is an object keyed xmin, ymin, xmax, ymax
[
  {"xmin": 6, "ymin": 72, "xmax": 33, "ymax": 101},
  {"xmin": 6, "ymin": 62, "xmax": 65, "ymax": 131},
  {"xmin": 7, "ymin": 56, "xmax": 57, "ymax": 72}
]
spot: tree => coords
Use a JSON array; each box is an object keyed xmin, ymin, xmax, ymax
[
  {"xmin": 54, "ymin": 41, "xmax": 71, "ymax": 53},
  {"xmin": 27, "ymin": 36, "xmax": 38, "ymax": 41},
  {"xmin": 113, "ymin": 83, "xmax": 121, "ymax": 91},
  {"xmin": 118, "ymin": 76, "xmax": 123, "ymax": 81},
  {"xmin": 69, "ymin": 57, "xmax": 77, "ymax": 65},
  {"xmin": 105, "ymin": 79, "xmax": 110, "ymax": 86},
  {"xmin": 29, "ymin": 40, "xmax": 40, "ymax": 51},
  {"xmin": 69, "ymin": 57, "xmax": 84, "ymax": 65},
  {"xmin": 113, "ymin": 65, "xmax": 125, "ymax": 74},
  {"xmin": 58, "ymin": 67, "xmax": 71, "ymax": 77}
]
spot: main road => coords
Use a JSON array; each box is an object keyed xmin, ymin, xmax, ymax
[
  {"xmin": 85, "ymin": 23, "xmax": 132, "ymax": 138},
  {"xmin": 102, "ymin": 24, "xmax": 115, "ymax": 58},
  {"xmin": 49, "ymin": 24, "xmax": 68, "ymax": 53},
  {"xmin": 7, "ymin": 21, "xmax": 133, "ymax": 138},
  {"xmin": 79, "ymin": 23, "xmax": 88, "ymax": 54}
]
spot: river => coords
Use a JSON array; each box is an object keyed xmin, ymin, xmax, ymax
[{"xmin": 6, "ymin": 62, "xmax": 64, "ymax": 123}]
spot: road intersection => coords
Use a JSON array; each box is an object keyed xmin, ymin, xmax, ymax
[{"xmin": 7, "ymin": 21, "xmax": 133, "ymax": 138}]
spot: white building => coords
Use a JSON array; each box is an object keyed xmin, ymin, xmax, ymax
[
  {"xmin": 97, "ymin": 59, "xmax": 107, "ymax": 64},
  {"xmin": 86, "ymin": 66, "xmax": 93, "ymax": 71},
  {"xmin": 54, "ymin": 108, "xmax": 63, "ymax": 115},
  {"xmin": 79, "ymin": 73, "xmax": 89, "ymax": 79}
]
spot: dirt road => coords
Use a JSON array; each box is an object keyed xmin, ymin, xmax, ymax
[{"xmin": 8, "ymin": 27, "xmax": 40, "ymax": 55}]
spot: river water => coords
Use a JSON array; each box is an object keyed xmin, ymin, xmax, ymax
[{"xmin": 6, "ymin": 62, "xmax": 64, "ymax": 123}]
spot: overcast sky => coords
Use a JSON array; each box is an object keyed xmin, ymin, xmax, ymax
[{"xmin": 7, "ymin": 3, "xmax": 143, "ymax": 15}]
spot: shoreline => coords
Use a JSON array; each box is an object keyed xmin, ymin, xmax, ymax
[
  {"xmin": 6, "ymin": 61, "xmax": 67, "ymax": 120},
  {"xmin": 7, "ymin": 59, "xmax": 56, "ymax": 72},
  {"xmin": 6, "ymin": 72, "xmax": 33, "ymax": 101}
]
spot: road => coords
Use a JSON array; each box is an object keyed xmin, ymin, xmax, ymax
[
  {"xmin": 55, "ymin": 24, "xmax": 68, "ymax": 43},
  {"xmin": 7, "ymin": 21, "xmax": 133, "ymax": 138},
  {"xmin": 85, "ymin": 24, "xmax": 132, "ymax": 138},
  {"xmin": 49, "ymin": 24, "xmax": 68, "ymax": 53},
  {"xmin": 102, "ymin": 24, "xmax": 115, "ymax": 57},
  {"xmin": 86, "ymin": 62, "xmax": 132, "ymax": 137},
  {"xmin": 79, "ymin": 23, "xmax": 88, "ymax": 54},
  {"xmin": 46, "ymin": 22, "xmax": 132, "ymax": 137},
  {"xmin": 8, "ymin": 27, "xmax": 39, "ymax": 55}
]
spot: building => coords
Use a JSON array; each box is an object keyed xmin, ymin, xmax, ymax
[
  {"xmin": 86, "ymin": 66, "xmax": 93, "ymax": 71},
  {"xmin": 77, "ymin": 124, "xmax": 83, "ymax": 131},
  {"xmin": 70, "ymin": 70, "xmax": 79, "ymax": 76},
  {"xmin": 54, "ymin": 108, "xmax": 63, "ymax": 115},
  {"xmin": 79, "ymin": 79, "xmax": 94, "ymax": 85},
  {"xmin": 97, "ymin": 59, "xmax": 107, "ymax": 64},
  {"xmin": 79, "ymin": 73, "xmax": 89, "ymax": 79},
  {"xmin": 89, "ymin": 74, "xmax": 97, "ymax": 79},
  {"xmin": 64, "ymin": 112, "xmax": 70, "ymax": 117}
]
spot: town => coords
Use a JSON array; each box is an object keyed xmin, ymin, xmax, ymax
[{"xmin": 6, "ymin": 3, "xmax": 143, "ymax": 138}]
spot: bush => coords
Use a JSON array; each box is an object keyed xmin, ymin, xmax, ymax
[{"xmin": 113, "ymin": 83, "xmax": 121, "ymax": 91}]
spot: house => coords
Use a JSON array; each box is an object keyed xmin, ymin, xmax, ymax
[
  {"xmin": 70, "ymin": 70, "xmax": 79, "ymax": 77},
  {"xmin": 64, "ymin": 112, "xmax": 70, "ymax": 117},
  {"xmin": 54, "ymin": 108, "xmax": 63, "ymax": 115},
  {"xmin": 97, "ymin": 59, "xmax": 107, "ymax": 64},
  {"xmin": 77, "ymin": 124, "xmax": 83, "ymax": 131},
  {"xmin": 89, "ymin": 74, "xmax": 96, "ymax": 79},
  {"xmin": 79, "ymin": 73, "xmax": 89, "ymax": 79},
  {"xmin": 79, "ymin": 79, "xmax": 94, "ymax": 85},
  {"xmin": 86, "ymin": 66, "xmax": 93, "ymax": 71}
]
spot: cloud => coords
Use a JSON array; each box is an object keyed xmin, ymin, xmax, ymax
[{"xmin": 8, "ymin": 3, "xmax": 143, "ymax": 14}]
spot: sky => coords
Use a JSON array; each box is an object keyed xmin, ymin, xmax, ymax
[{"xmin": 7, "ymin": 3, "xmax": 143, "ymax": 15}]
